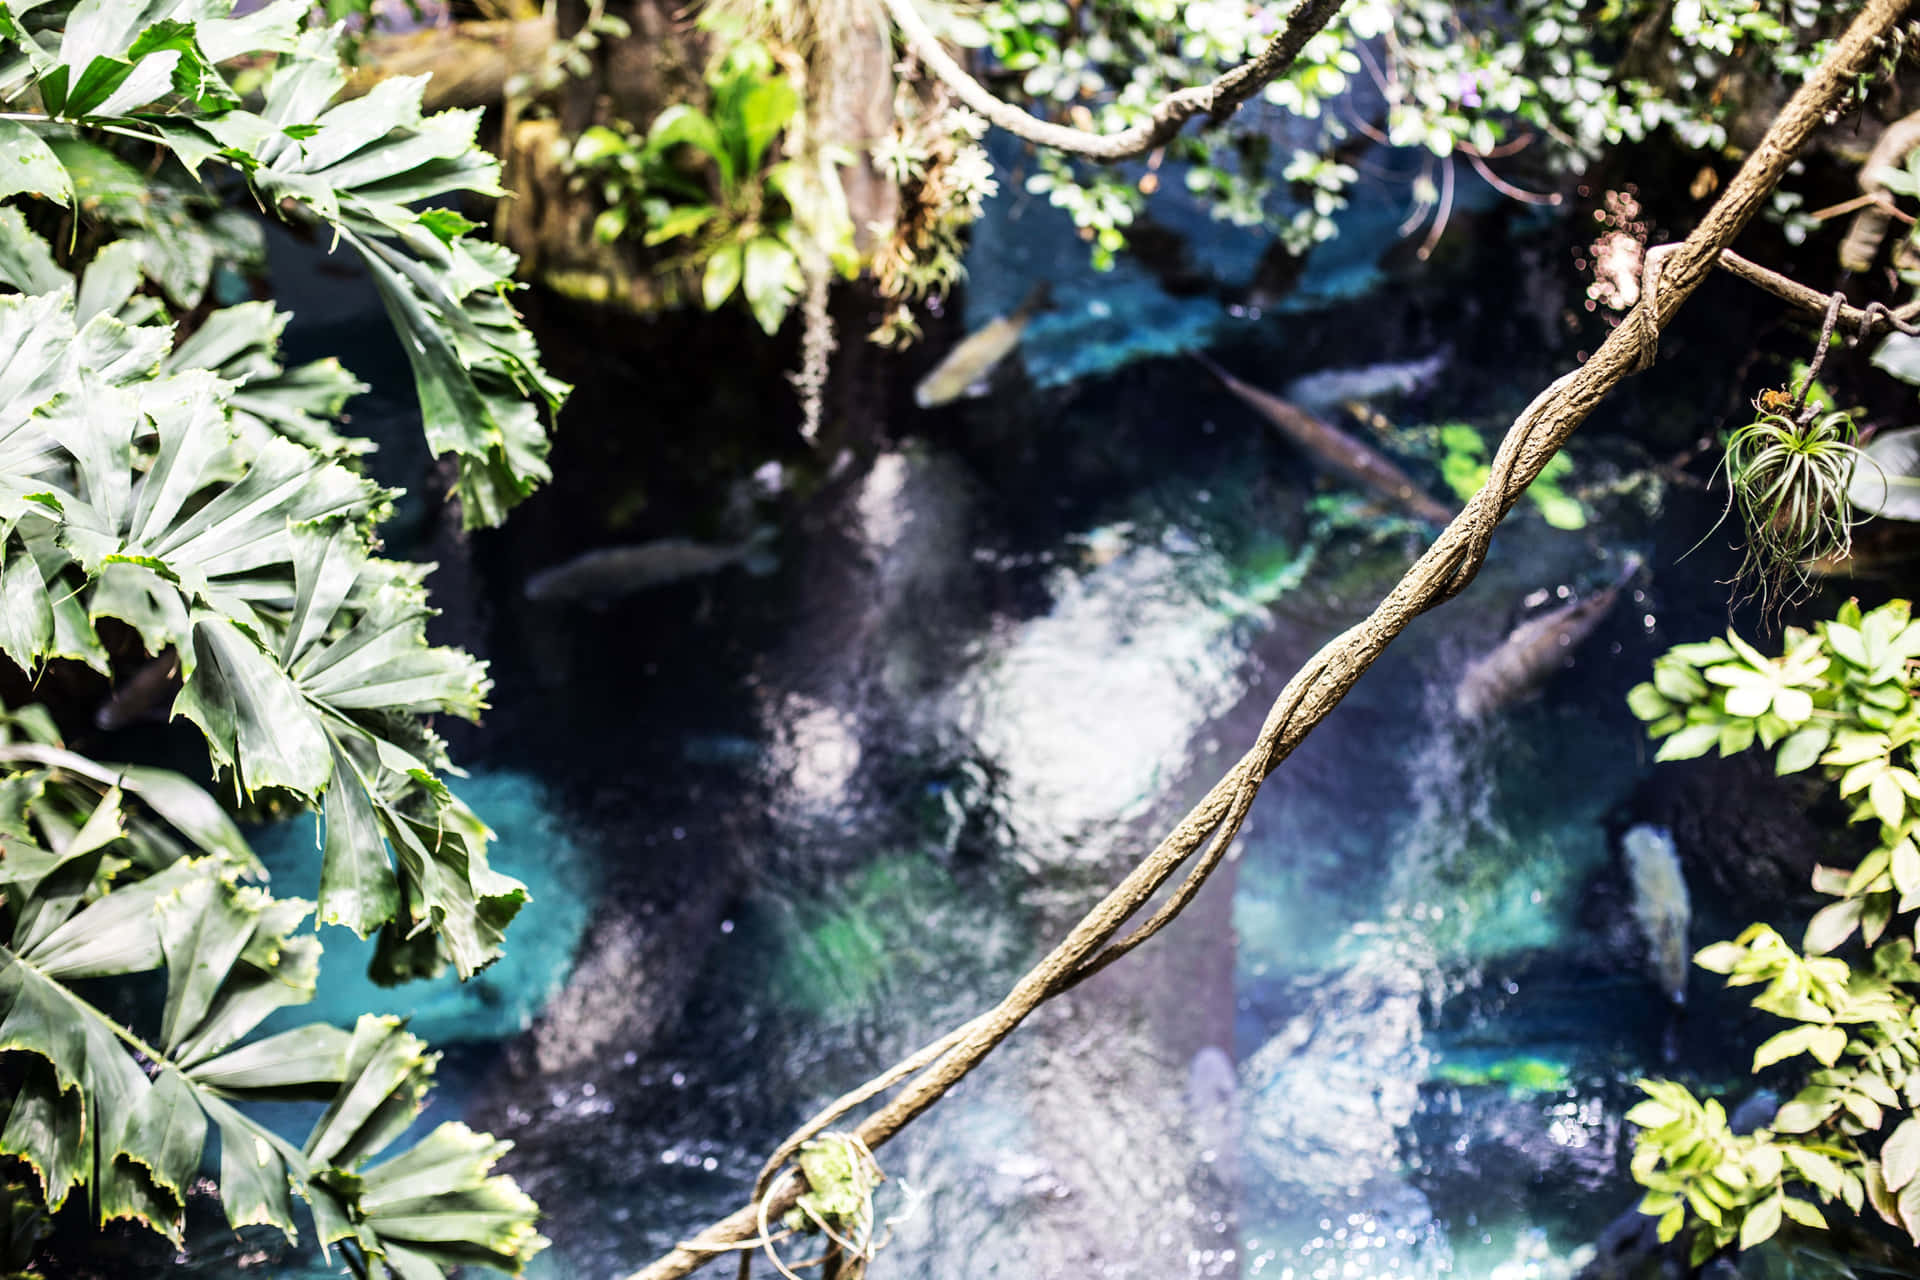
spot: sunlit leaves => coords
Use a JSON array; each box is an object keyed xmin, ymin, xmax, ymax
[
  {"xmin": 0, "ymin": 762, "xmax": 546, "ymax": 1274},
  {"xmin": 0, "ymin": 0, "xmax": 564, "ymax": 527},
  {"xmin": 1628, "ymin": 596, "xmax": 1920, "ymax": 1254}
]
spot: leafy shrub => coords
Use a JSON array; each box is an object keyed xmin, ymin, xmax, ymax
[
  {"xmin": 0, "ymin": 2, "xmax": 563, "ymax": 1272},
  {"xmin": 1626, "ymin": 599, "xmax": 1920, "ymax": 1260}
]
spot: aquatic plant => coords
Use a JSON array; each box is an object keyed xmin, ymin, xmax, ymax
[
  {"xmin": 0, "ymin": 2, "xmax": 558, "ymax": 1271},
  {"xmin": 1627, "ymin": 598, "xmax": 1920, "ymax": 1259}
]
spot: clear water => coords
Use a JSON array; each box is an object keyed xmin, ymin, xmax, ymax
[{"xmin": 128, "ymin": 178, "xmax": 1903, "ymax": 1280}]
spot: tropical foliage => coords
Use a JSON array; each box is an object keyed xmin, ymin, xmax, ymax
[
  {"xmin": 0, "ymin": 1, "xmax": 557, "ymax": 1271},
  {"xmin": 976, "ymin": 0, "xmax": 1842, "ymax": 266},
  {"xmin": 1626, "ymin": 599, "xmax": 1920, "ymax": 1260},
  {"xmin": 568, "ymin": 34, "xmax": 853, "ymax": 334}
]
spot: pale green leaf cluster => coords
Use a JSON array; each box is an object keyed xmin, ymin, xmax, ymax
[
  {"xmin": 1627, "ymin": 598, "xmax": 1920, "ymax": 1256},
  {"xmin": 0, "ymin": 8, "xmax": 563, "ymax": 1267},
  {"xmin": 0, "ymin": 0, "xmax": 567, "ymax": 528},
  {"xmin": 0, "ymin": 280, "xmax": 526, "ymax": 981},
  {"xmin": 1627, "ymin": 1079, "xmax": 1839, "ymax": 1264}
]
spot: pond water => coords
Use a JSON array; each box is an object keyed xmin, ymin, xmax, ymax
[{"xmin": 142, "ymin": 152, "xmax": 1915, "ymax": 1280}]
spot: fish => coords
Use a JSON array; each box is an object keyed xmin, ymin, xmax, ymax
[
  {"xmin": 1453, "ymin": 555, "xmax": 1640, "ymax": 719},
  {"xmin": 1623, "ymin": 824, "xmax": 1691, "ymax": 1006},
  {"xmin": 1193, "ymin": 352, "xmax": 1455, "ymax": 525},
  {"xmin": 522, "ymin": 531, "xmax": 776, "ymax": 604},
  {"xmin": 913, "ymin": 282, "xmax": 1053, "ymax": 408},
  {"xmin": 1281, "ymin": 348, "xmax": 1451, "ymax": 418}
]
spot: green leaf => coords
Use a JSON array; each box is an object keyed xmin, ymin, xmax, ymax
[
  {"xmin": 703, "ymin": 241, "xmax": 742, "ymax": 311},
  {"xmin": 1626, "ymin": 682, "xmax": 1670, "ymax": 721},
  {"xmin": 1753, "ymin": 1025, "xmax": 1815, "ymax": 1070},
  {"xmin": 647, "ymin": 103, "xmax": 732, "ymax": 188},
  {"xmin": 640, "ymin": 202, "xmax": 716, "ymax": 246},
  {"xmin": 734, "ymin": 76, "xmax": 798, "ymax": 174},
  {"xmin": 1775, "ymin": 725, "xmax": 1831, "ymax": 775},
  {"xmin": 0, "ymin": 119, "xmax": 70, "ymax": 206},
  {"xmin": 1805, "ymin": 897, "xmax": 1864, "ymax": 954},
  {"xmin": 1871, "ymin": 770, "xmax": 1908, "ymax": 829},
  {"xmin": 1657, "ymin": 722, "xmax": 1722, "ymax": 762},
  {"xmin": 1885, "ymin": 1117, "xmax": 1920, "ymax": 1193},
  {"xmin": 741, "ymin": 235, "xmax": 799, "ymax": 335},
  {"xmin": 1739, "ymin": 1193, "xmax": 1781, "ymax": 1251}
]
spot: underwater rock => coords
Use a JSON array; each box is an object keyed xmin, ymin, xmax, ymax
[{"xmin": 1621, "ymin": 751, "xmax": 1830, "ymax": 917}]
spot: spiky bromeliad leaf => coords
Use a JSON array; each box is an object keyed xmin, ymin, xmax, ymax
[
  {"xmin": 0, "ymin": 778, "xmax": 545, "ymax": 1275},
  {"xmin": 0, "ymin": 285, "xmax": 524, "ymax": 977},
  {"xmin": 0, "ymin": 1, "xmax": 566, "ymax": 526}
]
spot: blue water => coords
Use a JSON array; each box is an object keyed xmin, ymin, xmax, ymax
[{"xmin": 127, "ymin": 141, "xmax": 1899, "ymax": 1280}]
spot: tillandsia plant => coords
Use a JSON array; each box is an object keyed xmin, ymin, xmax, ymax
[
  {"xmin": 1624, "ymin": 600, "xmax": 1920, "ymax": 1264},
  {"xmin": 1718, "ymin": 403, "xmax": 1865, "ymax": 607},
  {"xmin": 0, "ymin": 1, "xmax": 564, "ymax": 1271}
]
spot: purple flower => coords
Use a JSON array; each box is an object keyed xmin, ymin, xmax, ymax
[{"xmin": 1458, "ymin": 70, "xmax": 1483, "ymax": 108}]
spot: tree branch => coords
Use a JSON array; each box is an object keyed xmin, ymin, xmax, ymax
[
  {"xmin": 881, "ymin": 0, "xmax": 1349, "ymax": 161},
  {"xmin": 1709, "ymin": 246, "xmax": 1920, "ymax": 333},
  {"xmin": 624, "ymin": 3, "xmax": 1911, "ymax": 1277}
]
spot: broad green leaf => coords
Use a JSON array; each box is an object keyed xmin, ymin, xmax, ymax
[
  {"xmin": 1804, "ymin": 897, "xmax": 1863, "ymax": 954},
  {"xmin": 647, "ymin": 103, "xmax": 732, "ymax": 187},
  {"xmin": 1626, "ymin": 682, "xmax": 1671, "ymax": 721},
  {"xmin": 1739, "ymin": 1193, "xmax": 1781, "ymax": 1251},
  {"xmin": 1656, "ymin": 722, "xmax": 1721, "ymax": 762},
  {"xmin": 1884, "ymin": 1117, "xmax": 1920, "ymax": 1193},
  {"xmin": 0, "ymin": 118, "xmax": 68, "ymax": 205},
  {"xmin": 1861, "ymin": 423, "xmax": 1920, "ymax": 522},
  {"xmin": 703, "ymin": 241, "xmax": 742, "ymax": 310},
  {"xmin": 741, "ymin": 235, "xmax": 800, "ymax": 335},
  {"xmin": 1775, "ymin": 725, "xmax": 1830, "ymax": 775}
]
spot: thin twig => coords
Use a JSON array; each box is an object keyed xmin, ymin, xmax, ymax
[
  {"xmin": 879, "ymin": 0, "xmax": 1348, "ymax": 162},
  {"xmin": 622, "ymin": 5, "xmax": 1910, "ymax": 1278},
  {"xmin": 1791, "ymin": 292, "xmax": 1847, "ymax": 425}
]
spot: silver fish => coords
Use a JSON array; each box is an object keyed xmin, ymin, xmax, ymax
[
  {"xmin": 523, "ymin": 534, "xmax": 775, "ymax": 603},
  {"xmin": 1454, "ymin": 555, "xmax": 1640, "ymax": 719},
  {"xmin": 1281, "ymin": 348, "xmax": 1451, "ymax": 418},
  {"xmin": 913, "ymin": 282, "xmax": 1053, "ymax": 408},
  {"xmin": 1624, "ymin": 824, "xmax": 1691, "ymax": 1006}
]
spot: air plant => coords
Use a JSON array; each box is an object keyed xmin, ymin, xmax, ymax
[{"xmin": 1718, "ymin": 402, "xmax": 1865, "ymax": 608}]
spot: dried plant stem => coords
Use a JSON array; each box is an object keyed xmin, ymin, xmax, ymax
[{"xmin": 624, "ymin": 5, "xmax": 1911, "ymax": 1278}]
